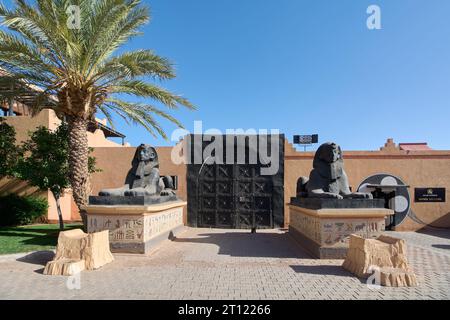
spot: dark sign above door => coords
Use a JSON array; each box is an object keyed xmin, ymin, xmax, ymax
[{"xmin": 414, "ymin": 188, "xmax": 446, "ymax": 203}]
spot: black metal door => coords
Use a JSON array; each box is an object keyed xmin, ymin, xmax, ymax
[
  {"xmin": 197, "ymin": 164, "xmax": 273, "ymax": 229},
  {"xmin": 197, "ymin": 164, "xmax": 235, "ymax": 228},
  {"xmin": 187, "ymin": 134, "xmax": 284, "ymax": 229},
  {"xmin": 235, "ymin": 165, "xmax": 273, "ymax": 228}
]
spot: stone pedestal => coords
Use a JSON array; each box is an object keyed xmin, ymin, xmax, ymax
[
  {"xmin": 83, "ymin": 200, "xmax": 186, "ymax": 254},
  {"xmin": 288, "ymin": 204, "xmax": 393, "ymax": 259}
]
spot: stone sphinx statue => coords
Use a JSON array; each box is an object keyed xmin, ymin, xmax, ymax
[
  {"xmin": 98, "ymin": 144, "xmax": 176, "ymax": 197},
  {"xmin": 297, "ymin": 142, "xmax": 372, "ymax": 199}
]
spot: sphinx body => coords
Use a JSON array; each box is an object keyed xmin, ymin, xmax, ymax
[
  {"xmin": 297, "ymin": 142, "xmax": 372, "ymax": 200},
  {"xmin": 98, "ymin": 144, "xmax": 175, "ymax": 197}
]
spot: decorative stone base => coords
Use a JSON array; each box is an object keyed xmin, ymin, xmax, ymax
[
  {"xmin": 83, "ymin": 200, "xmax": 187, "ymax": 254},
  {"xmin": 288, "ymin": 204, "xmax": 393, "ymax": 259}
]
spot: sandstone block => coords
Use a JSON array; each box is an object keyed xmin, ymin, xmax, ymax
[
  {"xmin": 43, "ymin": 229, "xmax": 114, "ymax": 276},
  {"xmin": 43, "ymin": 259, "xmax": 85, "ymax": 276},
  {"xmin": 342, "ymin": 234, "xmax": 417, "ymax": 287}
]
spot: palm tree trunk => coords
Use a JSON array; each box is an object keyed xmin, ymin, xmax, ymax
[
  {"xmin": 67, "ymin": 116, "xmax": 90, "ymax": 228},
  {"xmin": 8, "ymin": 97, "xmax": 14, "ymax": 116}
]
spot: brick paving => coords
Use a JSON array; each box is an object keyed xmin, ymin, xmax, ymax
[{"xmin": 0, "ymin": 227, "xmax": 449, "ymax": 299}]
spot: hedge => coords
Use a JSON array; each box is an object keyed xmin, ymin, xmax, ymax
[{"xmin": 0, "ymin": 194, "xmax": 49, "ymax": 226}]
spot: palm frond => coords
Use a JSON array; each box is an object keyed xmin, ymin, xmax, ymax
[
  {"xmin": 83, "ymin": 0, "xmax": 149, "ymax": 76},
  {"xmin": 0, "ymin": 30, "xmax": 56, "ymax": 78},
  {"xmin": 109, "ymin": 80, "xmax": 195, "ymax": 110},
  {"xmin": 0, "ymin": 0, "xmax": 196, "ymax": 140},
  {"xmin": 105, "ymin": 98, "xmax": 189, "ymax": 139},
  {"xmin": 92, "ymin": 49, "xmax": 175, "ymax": 82}
]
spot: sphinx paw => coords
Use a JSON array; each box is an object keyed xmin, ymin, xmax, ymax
[{"xmin": 160, "ymin": 189, "xmax": 175, "ymax": 196}]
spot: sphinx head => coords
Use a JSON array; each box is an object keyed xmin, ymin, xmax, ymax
[
  {"xmin": 313, "ymin": 142, "xmax": 344, "ymax": 180},
  {"xmin": 316, "ymin": 142, "xmax": 342, "ymax": 164},
  {"xmin": 137, "ymin": 144, "xmax": 158, "ymax": 163}
]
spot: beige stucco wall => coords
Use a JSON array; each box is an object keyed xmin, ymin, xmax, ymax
[
  {"xmin": 284, "ymin": 140, "xmax": 450, "ymax": 231},
  {"xmin": 87, "ymin": 129, "xmax": 123, "ymax": 147},
  {"xmin": 3, "ymin": 109, "xmax": 60, "ymax": 144},
  {"xmin": 4, "ymin": 109, "xmax": 122, "ymax": 147}
]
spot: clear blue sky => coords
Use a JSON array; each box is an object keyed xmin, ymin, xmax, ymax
[{"xmin": 5, "ymin": 0, "xmax": 450, "ymax": 150}]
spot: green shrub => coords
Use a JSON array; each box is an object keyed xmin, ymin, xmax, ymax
[
  {"xmin": 0, "ymin": 118, "xmax": 19, "ymax": 178},
  {"xmin": 0, "ymin": 194, "xmax": 49, "ymax": 226}
]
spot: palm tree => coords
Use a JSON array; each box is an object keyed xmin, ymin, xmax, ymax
[{"xmin": 0, "ymin": 0, "xmax": 195, "ymax": 213}]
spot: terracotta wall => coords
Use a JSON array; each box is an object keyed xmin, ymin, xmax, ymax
[{"xmin": 284, "ymin": 140, "xmax": 450, "ymax": 231}]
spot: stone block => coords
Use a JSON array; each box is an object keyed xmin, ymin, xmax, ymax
[
  {"xmin": 43, "ymin": 229, "xmax": 114, "ymax": 275},
  {"xmin": 342, "ymin": 234, "xmax": 418, "ymax": 287},
  {"xmin": 43, "ymin": 259, "xmax": 85, "ymax": 276}
]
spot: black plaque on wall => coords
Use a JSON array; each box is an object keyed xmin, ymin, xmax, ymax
[{"xmin": 414, "ymin": 188, "xmax": 446, "ymax": 202}]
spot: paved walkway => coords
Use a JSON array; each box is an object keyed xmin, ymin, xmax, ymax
[{"xmin": 0, "ymin": 227, "xmax": 449, "ymax": 299}]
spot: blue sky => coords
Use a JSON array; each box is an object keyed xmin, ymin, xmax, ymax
[{"xmin": 4, "ymin": 0, "xmax": 450, "ymax": 150}]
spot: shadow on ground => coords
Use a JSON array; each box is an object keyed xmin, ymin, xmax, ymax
[
  {"xmin": 172, "ymin": 230, "xmax": 312, "ymax": 259},
  {"xmin": 417, "ymin": 227, "xmax": 450, "ymax": 240},
  {"xmin": 16, "ymin": 250, "xmax": 54, "ymax": 266},
  {"xmin": 290, "ymin": 265, "xmax": 352, "ymax": 277},
  {"xmin": 432, "ymin": 244, "xmax": 450, "ymax": 250},
  {"xmin": 16, "ymin": 251, "xmax": 55, "ymax": 274},
  {"xmin": 289, "ymin": 265, "xmax": 366, "ymax": 284}
]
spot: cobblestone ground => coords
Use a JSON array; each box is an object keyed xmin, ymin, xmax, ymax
[{"xmin": 0, "ymin": 227, "xmax": 449, "ymax": 299}]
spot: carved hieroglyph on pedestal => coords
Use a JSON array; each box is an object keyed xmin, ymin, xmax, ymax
[
  {"xmin": 84, "ymin": 201, "xmax": 186, "ymax": 254},
  {"xmin": 343, "ymin": 234, "xmax": 418, "ymax": 287},
  {"xmin": 289, "ymin": 205, "xmax": 392, "ymax": 259},
  {"xmin": 87, "ymin": 207, "xmax": 183, "ymax": 243},
  {"xmin": 43, "ymin": 229, "xmax": 114, "ymax": 276}
]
